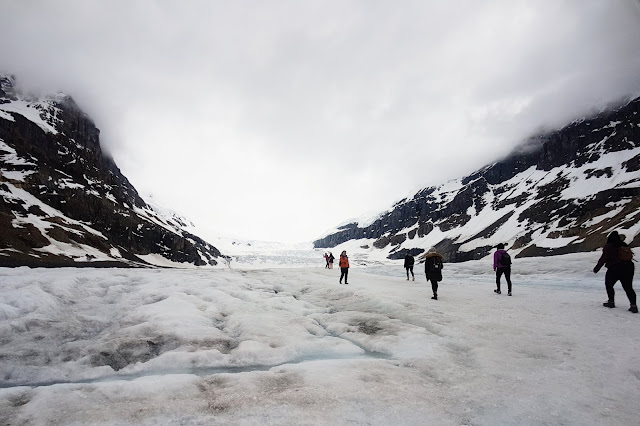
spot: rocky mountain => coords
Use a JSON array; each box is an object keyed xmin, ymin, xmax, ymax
[
  {"xmin": 314, "ymin": 97, "xmax": 640, "ymax": 262},
  {"xmin": 0, "ymin": 75, "xmax": 222, "ymax": 267}
]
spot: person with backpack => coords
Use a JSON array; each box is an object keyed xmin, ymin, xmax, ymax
[
  {"xmin": 328, "ymin": 252, "xmax": 335, "ymax": 269},
  {"xmin": 339, "ymin": 251, "xmax": 349, "ymax": 284},
  {"xmin": 424, "ymin": 247, "xmax": 444, "ymax": 300},
  {"xmin": 593, "ymin": 231, "xmax": 637, "ymax": 313},
  {"xmin": 404, "ymin": 253, "xmax": 415, "ymax": 281},
  {"xmin": 493, "ymin": 243, "xmax": 512, "ymax": 296}
]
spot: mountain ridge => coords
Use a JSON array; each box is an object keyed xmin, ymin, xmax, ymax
[
  {"xmin": 314, "ymin": 96, "xmax": 640, "ymax": 262},
  {"xmin": 0, "ymin": 75, "xmax": 223, "ymax": 267}
]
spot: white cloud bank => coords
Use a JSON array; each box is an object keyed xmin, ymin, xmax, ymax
[{"xmin": 1, "ymin": 0, "xmax": 640, "ymax": 242}]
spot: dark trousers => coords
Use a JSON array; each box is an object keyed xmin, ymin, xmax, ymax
[
  {"xmin": 340, "ymin": 268, "xmax": 349, "ymax": 283},
  {"xmin": 605, "ymin": 262, "xmax": 636, "ymax": 305},
  {"xmin": 430, "ymin": 279, "xmax": 438, "ymax": 295},
  {"xmin": 406, "ymin": 266, "xmax": 414, "ymax": 278},
  {"xmin": 496, "ymin": 267, "xmax": 512, "ymax": 292}
]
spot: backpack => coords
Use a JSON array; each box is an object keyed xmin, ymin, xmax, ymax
[
  {"xmin": 432, "ymin": 258, "xmax": 441, "ymax": 270},
  {"xmin": 619, "ymin": 246, "xmax": 634, "ymax": 262},
  {"xmin": 501, "ymin": 252, "xmax": 512, "ymax": 266},
  {"xmin": 425, "ymin": 256, "xmax": 443, "ymax": 282},
  {"xmin": 425, "ymin": 256, "xmax": 442, "ymax": 271}
]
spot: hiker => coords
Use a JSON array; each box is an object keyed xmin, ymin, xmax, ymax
[
  {"xmin": 324, "ymin": 253, "xmax": 330, "ymax": 268},
  {"xmin": 493, "ymin": 243, "xmax": 512, "ymax": 296},
  {"xmin": 339, "ymin": 250, "xmax": 349, "ymax": 284},
  {"xmin": 424, "ymin": 247, "xmax": 443, "ymax": 300},
  {"xmin": 404, "ymin": 253, "xmax": 415, "ymax": 281},
  {"xmin": 593, "ymin": 231, "xmax": 637, "ymax": 313},
  {"xmin": 328, "ymin": 252, "xmax": 335, "ymax": 269}
]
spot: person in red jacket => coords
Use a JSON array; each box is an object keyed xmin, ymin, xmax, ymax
[
  {"xmin": 339, "ymin": 251, "xmax": 349, "ymax": 284},
  {"xmin": 594, "ymin": 231, "xmax": 636, "ymax": 313}
]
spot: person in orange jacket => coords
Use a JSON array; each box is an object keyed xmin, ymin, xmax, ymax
[{"xmin": 339, "ymin": 250, "xmax": 349, "ymax": 284}]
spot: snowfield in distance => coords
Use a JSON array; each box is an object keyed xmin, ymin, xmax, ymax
[{"xmin": 1, "ymin": 251, "xmax": 639, "ymax": 425}]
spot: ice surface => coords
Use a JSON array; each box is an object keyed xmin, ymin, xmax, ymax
[{"xmin": 1, "ymin": 251, "xmax": 639, "ymax": 424}]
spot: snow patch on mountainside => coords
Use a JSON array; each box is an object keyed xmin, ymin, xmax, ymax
[
  {"xmin": 0, "ymin": 97, "xmax": 63, "ymax": 134},
  {"xmin": 5, "ymin": 183, "xmax": 107, "ymax": 239}
]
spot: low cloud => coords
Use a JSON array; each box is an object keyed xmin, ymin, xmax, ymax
[{"xmin": 2, "ymin": 0, "xmax": 640, "ymax": 242}]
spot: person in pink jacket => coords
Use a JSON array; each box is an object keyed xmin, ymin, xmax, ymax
[{"xmin": 493, "ymin": 243, "xmax": 512, "ymax": 296}]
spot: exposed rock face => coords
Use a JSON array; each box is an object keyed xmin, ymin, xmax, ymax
[
  {"xmin": 0, "ymin": 76, "xmax": 222, "ymax": 267},
  {"xmin": 314, "ymin": 97, "xmax": 640, "ymax": 262}
]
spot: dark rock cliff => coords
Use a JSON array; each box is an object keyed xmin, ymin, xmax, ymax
[{"xmin": 0, "ymin": 76, "xmax": 222, "ymax": 267}]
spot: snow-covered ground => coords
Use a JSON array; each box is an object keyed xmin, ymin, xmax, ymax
[{"xmin": 1, "ymin": 252, "xmax": 639, "ymax": 425}]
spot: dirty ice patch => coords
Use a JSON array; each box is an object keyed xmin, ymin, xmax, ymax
[{"xmin": 136, "ymin": 253, "xmax": 201, "ymax": 268}]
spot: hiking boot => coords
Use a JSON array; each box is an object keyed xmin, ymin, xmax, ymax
[
  {"xmin": 508, "ymin": 291, "xmax": 512, "ymax": 296},
  {"xmin": 412, "ymin": 276, "xmax": 415, "ymax": 281},
  {"xmin": 494, "ymin": 289, "xmax": 501, "ymax": 294},
  {"xmin": 603, "ymin": 301, "xmax": 615, "ymax": 308},
  {"xmin": 629, "ymin": 305, "xmax": 638, "ymax": 313},
  {"xmin": 431, "ymin": 294, "xmax": 437, "ymax": 300}
]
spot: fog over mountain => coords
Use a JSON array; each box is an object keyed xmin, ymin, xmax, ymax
[{"xmin": 1, "ymin": 0, "xmax": 640, "ymax": 242}]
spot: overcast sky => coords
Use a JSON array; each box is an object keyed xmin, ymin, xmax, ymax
[{"xmin": 2, "ymin": 0, "xmax": 640, "ymax": 243}]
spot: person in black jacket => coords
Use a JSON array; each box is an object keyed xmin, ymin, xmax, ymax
[
  {"xmin": 404, "ymin": 254, "xmax": 415, "ymax": 281},
  {"xmin": 423, "ymin": 247, "xmax": 444, "ymax": 300},
  {"xmin": 493, "ymin": 243, "xmax": 512, "ymax": 296},
  {"xmin": 594, "ymin": 231, "xmax": 637, "ymax": 313}
]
